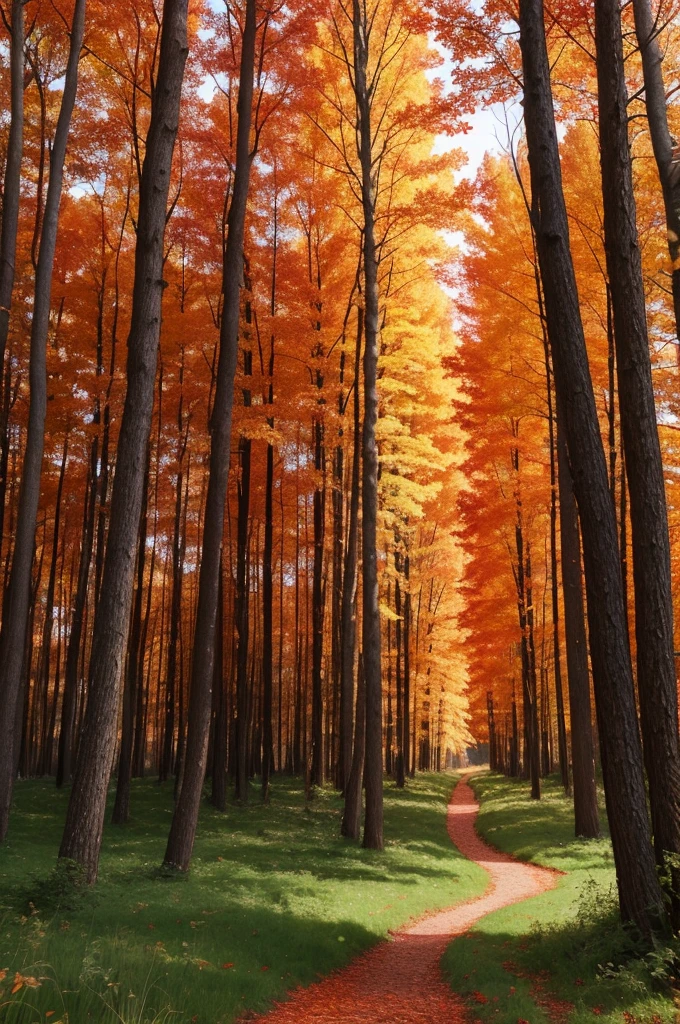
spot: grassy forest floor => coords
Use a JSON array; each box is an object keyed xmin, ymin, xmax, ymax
[
  {"xmin": 443, "ymin": 773, "xmax": 679, "ymax": 1024},
  {"xmin": 0, "ymin": 773, "xmax": 486, "ymax": 1023},
  {"xmin": 0, "ymin": 772, "xmax": 678, "ymax": 1024}
]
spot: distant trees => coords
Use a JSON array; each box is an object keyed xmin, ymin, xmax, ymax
[
  {"xmin": 0, "ymin": 0, "xmax": 679, "ymax": 944},
  {"xmin": 0, "ymin": 0, "xmax": 467, "ymax": 869}
]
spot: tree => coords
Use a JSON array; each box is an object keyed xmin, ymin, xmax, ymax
[
  {"xmin": 632, "ymin": 0, "xmax": 680, "ymax": 355},
  {"xmin": 595, "ymin": 0, "xmax": 680, "ymax": 907},
  {"xmin": 517, "ymin": 0, "xmax": 665, "ymax": 935},
  {"xmin": 0, "ymin": 0, "xmax": 86, "ymax": 842},
  {"xmin": 163, "ymin": 0, "xmax": 257, "ymax": 873},
  {"xmin": 58, "ymin": 0, "xmax": 189, "ymax": 882}
]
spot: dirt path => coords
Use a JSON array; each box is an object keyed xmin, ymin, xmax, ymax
[{"xmin": 242, "ymin": 775, "xmax": 558, "ymax": 1024}]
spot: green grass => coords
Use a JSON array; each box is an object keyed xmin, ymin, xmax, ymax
[
  {"xmin": 0, "ymin": 772, "xmax": 487, "ymax": 1023},
  {"xmin": 442, "ymin": 773, "xmax": 678, "ymax": 1024}
]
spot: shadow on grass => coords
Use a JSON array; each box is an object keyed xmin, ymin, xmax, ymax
[
  {"xmin": 442, "ymin": 772, "xmax": 677, "ymax": 1024},
  {"xmin": 0, "ymin": 772, "xmax": 488, "ymax": 1024},
  {"xmin": 1, "ymin": 904, "xmax": 379, "ymax": 1024}
]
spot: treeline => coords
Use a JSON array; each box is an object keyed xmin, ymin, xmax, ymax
[
  {"xmin": 0, "ymin": 0, "xmax": 470, "ymax": 883},
  {"xmin": 436, "ymin": 0, "xmax": 680, "ymax": 936}
]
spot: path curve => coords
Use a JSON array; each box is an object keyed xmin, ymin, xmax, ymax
[{"xmin": 241, "ymin": 775, "xmax": 558, "ymax": 1024}]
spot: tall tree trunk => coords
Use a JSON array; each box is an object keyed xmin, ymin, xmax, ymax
[
  {"xmin": 45, "ymin": 531, "xmax": 69, "ymax": 776},
  {"xmin": 340, "ymin": 307, "xmax": 362, "ymax": 794},
  {"xmin": 211, "ymin": 569, "xmax": 227, "ymax": 811},
  {"xmin": 341, "ymin": 655, "xmax": 365, "ymax": 840},
  {"xmin": 57, "ymin": 440, "xmax": 97, "ymax": 788},
  {"xmin": 631, "ymin": 0, "xmax": 680, "ymax": 354},
  {"xmin": 58, "ymin": 0, "xmax": 189, "ymax": 882},
  {"xmin": 595, "ymin": 0, "xmax": 680, "ymax": 905},
  {"xmin": 160, "ymin": 361, "xmax": 188, "ymax": 784},
  {"xmin": 556, "ymin": 407, "xmax": 600, "ymax": 838},
  {"xmin": 518, "ymin": 0, "xmax": 665, "ymax": 935},
  {"xmin": 543, "ymin": 341, "xmax": 569, "ymax": 791},
  {"xmin": 353, "ymin": 0, "xmax": 383, "ymax": 852},
  {"xmin": 311, "ymin": 414, "xmax": 326, "ymax": 787},
  {"xmin": 134, "ymin": 410, "xmax": 163, "ymax": 778},
  {"xmin": 261, "ymin": 210, "xmax": 277, "ymax": 800},
  {"xmin": 262, "ymin": 440, "xmax": 274, "ymax": 800},
  {"xmin": 0, "ymin": 0, "xmax": 24, "ymax": 542},
  {"xmin": 511, "ymin": 441, "xmax": 540, "ymax": 798},
  {"xmin": 37, "ymin": 436, "xmax": 69, "ymax": 775},
  {"xmin": 403, "ymin": 549, "xmax": 411, "ymax": 778},
  {"xmin": 111, "ymin": 452, "xmax": 150, "ymax": 824},
  {"xmin": 394, "ymin": 547, "xmax": 405, "ymax": 788},
  {"xmin": 0, "ymin": 0, "xmax": 86, "ymax": 841},
  {"xmin": 163, "ymin": 0, "xmax": 256, "ymax": 872},
  {"xmin": 235, "ymin": 431, "xmax": 252, "ymax": 804}
]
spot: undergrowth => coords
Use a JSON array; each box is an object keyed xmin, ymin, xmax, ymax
[
  {"xmin": 0, "ymin": 771, "xmax": 487, "ymax": 1023},
  {"xmin": 442, "ymin": 772, "xmax": 679, "ymax": 1024}
]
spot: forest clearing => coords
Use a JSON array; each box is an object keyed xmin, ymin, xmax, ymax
[{"xmin": 3, "ymin": 0, "xmax": 680, "ymax": 1020}]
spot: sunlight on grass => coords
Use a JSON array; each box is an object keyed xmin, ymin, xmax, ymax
[
  {"xmin": 442, "ymin": 773, "xmax": 677, "ymax": 1024},
  {"xmin": 0, "ymin": 773, "xmax": 487, "ymax": 1023}
]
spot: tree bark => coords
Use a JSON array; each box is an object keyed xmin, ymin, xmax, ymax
[
  {"xmin": 340, "ymin": 306, "xmax": 362, "ymax": 794},
  {"xmin": 0, "ymin": 0, "xmax": 24, "ymax": 382},
  {"xmin": 595, "ymin": 0, "xmax": 680, "ymax": 905},
  {"xmin": 341, "ymin": 654, "xmax": 365, "ymax": 840},
  {"xmin": 543, "ymin": 341, "xmax": 569, "ymax": 791},
  {"xmin": 556, "ymin": 406, "xmax": 600, "ymax": 838},
  {"xmin": 58, "ymin": 0, "xmax": 189, "ymax": 881},
  {"xmin": 518, "ymin": 0, "xmax": 665, "ymax": 935},
  {"xmin": 353, "ymin": 0, "xmax": 383, "ymax": 852},
  {"xmin": 163, "ymin": 0, "xmax": 256, "ymax": 872},
  {"xmin": 261, "ymin": 204, "xmax": 277, "ymax": 797},
  {"xmin": 111, "ymin": 451, "xmax": 150, "ymax": 825},
  {"xmin": 160, "ymin": 359, "xmax": 188, "ymax": 784},
  {"xmin": 0, "ymin": 0, "xmax": 86, "ymax": 841},
  {"xmin": 210, "ymin": 569, "xmax": 227, "ymax": 811},
  {"xmin": 0, "ymin": 0, "xmax": 24, "ymax": 546},
  {"xmin": 36, "ymin": 436, "xmax": 69, "ymax": 775},
  {"xmin": 631, "ymin": 0, "xmax": 680, "ymax": 355}
]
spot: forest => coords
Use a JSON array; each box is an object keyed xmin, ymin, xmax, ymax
[{"xmin": 2, "ymin": 0, "xmax": 680, "ymax": 1021}]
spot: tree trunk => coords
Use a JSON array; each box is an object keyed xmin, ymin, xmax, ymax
[
  {"xmin": 160, "ymin": 364, "xmax": 188, "ymax": 784},
  {"xmin": 631, "ymin": 0, "xmax": 680, "ymax": 355},
  {"xmin": 211, "ymin": 569, "xmax": 227, "ymax": 811},
  {"xmin": 0, "ymin": 0, "xmax": 24, "ymax": 546},
  {"xmin": 595, "ymin": 0, "xmax": 680, "ymax": 908},
  {"xmin": 340, "ymin": 307, "xmax": 362, "ymax": 794},
  {"xmin": 0, "ymin": 0, "xmax": 86, "ymax": 841},
  {"xmin": 58, "ymin": 0, "xmax": 189, "ymax": 882},
  {"xmin": 0, "ymin": 0, "xmax": 24, "ymax": 382},
  {"xmin": 163, "ymin": 0, "xmax": 256, "ymax": 872},
  {"xmin": 262, "ymin": 439, "xmax": 274, "ymax": 800},
  {"xmin": 403, "ymin": 550, "xmax": 411, "ymax": 778},
  {"xmin": 234, "ymin": 433, "xmax": 252, "ymax": 804},
  {"xmin": 311, "ymin": 413, "xmax": 326, "ymax": 789},
  {"xmin": 36, "ymin": 436, "xmax": 69, "ymax": 775},
  {"xmin": 353, "ymin": 0, "xmax": 383, "ymax": 852},
  {"xmin": 394, "ymin": 548, "xmax": 405, "ymax": 788},
  {"xmin": 556, "ymin": 406, "xmax": 600, "ymax": 838},
  {"xmin": 111, "ymin": 452, "xmax": 150, "ymax": 825},
  {"xmin": 518, "ymin": 0, "xmax": 665, "ymax": 936},
  {"xmin": 261, "ymin": 215, "xmax": 277, "ymax": 798},
  {"xmin": 543, "ymin": 342, "xmax": 569, "ymax": 791},
  {"xmin": 341, "ymin": 655, "xmax": 365, "ymax": 840}
]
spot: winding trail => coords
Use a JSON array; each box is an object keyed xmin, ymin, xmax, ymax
[{"xmin": 244, "ymin": 775, "xmax": 558, "ymax": 1024}]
